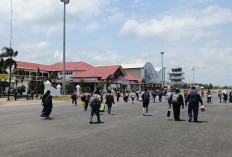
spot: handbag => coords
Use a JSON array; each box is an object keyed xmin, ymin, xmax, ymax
[
  {"xmin": 81, "ymin": 101, "xmax": 86, "ymax": 106},
  {"xmin": 200, "ymin": 105, "xmax": 205, "ymax": 112},
  {"xmin": 167, "ymin": 108, "xmax": 171, "ymax": 117},
  {"xmin": 40, "ymin": 112, "xmax": 46, "ymax": 117}
]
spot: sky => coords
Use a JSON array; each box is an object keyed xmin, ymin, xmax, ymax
[{"xmin": 0, "ymin": 0, "xmax": 232, "ymax": 86}]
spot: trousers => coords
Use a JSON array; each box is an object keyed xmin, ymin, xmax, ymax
[{"xmin": 188, "ymin": 104, "xmax": 199, "ymax": 121}]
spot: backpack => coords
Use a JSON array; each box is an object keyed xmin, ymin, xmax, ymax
[
  {"xmin": 81, "ymin": 95, "xmax": 86, "ymax": 101},
  {"xmin": 106, "ymin": 94, "xmax": 113, "ymax": 104},
  {"xmin": 90, "ymin": 96, "xmax": 98, "ymax": 106},
  {"xmin": 143, "ymin": 92, "xmax": 150, "ymax": 101},
  {"xmin": 189, "ymin": 93, "xmax": 198, "ymax": 104},
  {"xmin": 71, "ymin": 93, "xmax": 75, "ymax": 99},
  {"xmin": 172, "ymin": 94, "xmax": 179, "ymax": 104}
]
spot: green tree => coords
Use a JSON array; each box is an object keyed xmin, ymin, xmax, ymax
[
  {"xmin": 0, "ymin": 57, "xmax": 6, "ymax": 97},
  {"xmin": 38, "ymin": 81, "xmax": 44, "ymax": 94},
  {"xmin": 182, "ymin": 83, "xmax": 187, "ymax": 89},
  {"xmin": 208, "ymin": 83, "xmax": 213, "ymax": 89},
  {"xmin": 17, "ymin": 85, "xmax": 26, "ymax": 95},
  {"xmin": 0, "ymin": 47, "xmax": 18, "ymax": 100},
  {"xmin": 12, "ymin": 69, "xmax": 25, "ymax": 89},
  {"xmin": 65, "ymin": 80, "xmax": 73, "ymax": 94},
  {"xmin": 48, "ymin": 72, "xmax": 57, "ymax": 87},
  {"xmin": 97, "ymin": 80, "xmax": 103, "ymax": 90}
]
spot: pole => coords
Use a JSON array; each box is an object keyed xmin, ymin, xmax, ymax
[
  {"xmin": 62, "ymin": 2, "xmax": 66, "ymax": 95},
  {"xmin": 192, "ymin": 67, "xmax": 195, "ymax": 86},
  {"xmin": 161, "ymin": 52, "xmax": 164, "ymax": 89}
]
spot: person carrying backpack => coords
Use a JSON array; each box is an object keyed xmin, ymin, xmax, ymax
[
  {"xmin": 142, "ymin": 88, "xmax": 150, "ymax": 116},
  {"xmin": 89, "ymin": 90, "xmax": 103, "ymax": 124},
  {"xmin": 71, "ymin": 91, "xmax": 78, "ymax": 106},
  {"xmin": 185, "ymin": 87, "xmax": 203, "ymax": 122},
  {"xmin": 170, "ymin": 88, "xmax": 184, "ymax": 121},
  {"xmin": 105, "ymin": 90, "xmax": 115, "ymax": 114}
]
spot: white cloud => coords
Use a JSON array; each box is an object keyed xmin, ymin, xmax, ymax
[
  {"xmin": 54, "ymin": 50, "xmax": 63, "ymax": 61},
  {"xmin": 108, "ymin": 12, "xmax": 126, "ymax": 23},
  {"xmin": 0, "ymin": 0, "xmax": 107, "ymax": 27},
  {"xmin": 119, "ymin": 5, "xmax": 232, "ymax": 41},
  {"xmin": 83, "ymin": 22, "xmax": 101, "ymax": 32}
]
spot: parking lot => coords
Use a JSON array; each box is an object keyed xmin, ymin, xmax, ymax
[{"xmin": 0, "ymin": 96, "xmax": 232, "ymax": 157}]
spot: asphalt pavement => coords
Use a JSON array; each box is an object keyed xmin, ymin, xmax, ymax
[{"xmin": 0, "ymin": 96, "xmax": 232, "ymax": 157}]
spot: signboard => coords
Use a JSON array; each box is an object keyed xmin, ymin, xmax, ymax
[{"xmin": 0, "ymin": 74, "xmax": 8, "ymax": 79}]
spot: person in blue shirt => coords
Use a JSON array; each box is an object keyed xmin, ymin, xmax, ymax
[{"xmin": 185, "ymin": 87, "xmax": 203, "ymax": 122}]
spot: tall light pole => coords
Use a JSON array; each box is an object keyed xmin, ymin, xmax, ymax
[
  {"xmin": 161, "ymin": 52, "xmax": 164, "ymax": 89},
  {"xmin": 192, "ymin": 67, "xmax": 195, "ymax": 86},
  {"xmin": 60, "ymin": 0, "xmax": 69, "ymax": 95}
]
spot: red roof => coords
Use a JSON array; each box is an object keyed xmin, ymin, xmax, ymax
[
  {"xmin": 17, "ymin": 61, "xmax": 55, "ymax": 71},
  {"xmin": 71, "ymin": 65, "xmax": 126, "ymax": 80},
  {"xmin": 16, "ymin": 61, "xmax": 93, "ymax": 72},
  {"xmin": 49, "ymin": 62, "xmax": 93, "ymax": 71},
  {"xmin": 71, "ymin": 68, "xmax": 108, "ymax": 79},
  {"xmin": 119, "ymin": 73, "xmax": 144, "ymax": 83}
]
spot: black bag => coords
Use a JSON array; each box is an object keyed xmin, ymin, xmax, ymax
[
  {"xmin": 81, "ymin": 95, "xmax": 86, "ymax": 101},
  {"xmin": 167, "ymin": 109, "xmax": 171, "ymax": 117},
  {"xmin": 143, "ymin": 92, "xmax": 150, "ymax": 101},
  {"xmin": 40, "ymin": 112, "xmax": 46, "ymax": 117}
]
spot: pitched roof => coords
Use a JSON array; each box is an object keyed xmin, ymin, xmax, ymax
[
  {"xmin": 49, "ymin": 62, "xmax": 93, "ymax": 71},
  {"xmin": 16, "ymin": 61, "xmax": 93, "ymax": 71},
  {"xmin": 16, "ymin": 61, "xmax": 55, "ymax": 71},
  {"xmin": 71, "ymin": 68, "xmax": 108, "ymax": 79},
  {"xmin": 94, "ymin": 65, "xmax": 126, "ymax": 79},
  {"xmin": 119, "ymin": 73, "xmax": 144, "ymax": 83},
  {"xmin": 71, "ymin": 65, "xmax": 126, "ymax": 80}
]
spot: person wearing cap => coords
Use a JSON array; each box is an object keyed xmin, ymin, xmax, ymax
[
  {"xmin": 170, "ymin": 88, "xmax": 184, "ymax": 121},
  {"xmin": 185, "ymin": 86, "xmax": 203, "ymax": 122}
]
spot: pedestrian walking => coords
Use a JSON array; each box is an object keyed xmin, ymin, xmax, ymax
[
  {"xmin": 151, "ymin": 90, "xmax": 157, "ymax": 103},
  {"xmin": 89, "ymin": 90, "xmax": 103, "ymax": 124},
  {"xmin": 158, "ymin": 90, "xmax": 163, "ymax": 102},
  {"xmin": 218, "ymin": 90, "xmax": 222, "ymax": 103},
  {"xmin": 229, "ymin": 90, "xmax": 232, "ymax": 103},
  {"xmin": 71, "ymin": 91, "xmax": 78, "ymax": 106},
  {"xmin": 14, "ymin": 90, "xmax": 17, "ymax": 101},
  {"xmin": 223, "ymin": 89, "xmax": 228, "ymax": 103},
  {"xmin": 105, "ymin": 90, "xmax": 115, "ymax": 114},
  {"xmin": 130, "ymin": 91, "xmax": 136, "ymax": 104},
  {"xmin": 31, "ymin": 91, "xmax": 34, "ymax": 100},
  {"xmin": 207, "ymin": 90, "xmax": 212, "ymax": 103},
  {"xmin": 185, "ymin": 87, "xmax": 204, "ymax": 122},
  {"xmin": 170, "ymin": 88, "xmax": 184, "ymax": 121},
  {"xmin": 142, "ymin": 88, "xmax": 150, "ymax": 116},
  {"xmin": 82, "ymin": 92, "xmax": 91, "ymax": 111},
  {"xmin": 136, "ymin": 90, "xmax": 139, "ymax": 100},
  {"xmin": 116, "ymin": 91, "xmax": 121, "ymax": 102},
  {"xmin": 166, "ymin": 90, "xmax": 172, "ymax": 107},
  {"xmin": 41, "ymin": 90, "xmax": 53, "ymax": 120},
  {"xmin": 200, "ymin": 89, "xmax": 204, "ymax": 98},
  {"xmin": 184, "ymin": 90, "xmax": 188, "ymax": 99}
]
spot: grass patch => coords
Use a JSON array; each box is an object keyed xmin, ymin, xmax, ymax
[{"xmin": 53, "ymin": 96, "xmax": 71, "ymax": 101}]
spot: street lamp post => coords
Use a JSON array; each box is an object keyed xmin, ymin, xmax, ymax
[
  {"xmin": 161, "ymin": 52, "xmax": 164, "ymax": 89},
  {"xmin": 60, "ymin": 0, "xmax": 69, "ymax": 95},
  {"xmin": 192, "ymin": 67, "xmax": 195, "ymax": 86}
]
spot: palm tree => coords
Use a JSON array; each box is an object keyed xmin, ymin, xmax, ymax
[
  {"xmin": 0, "ymin": 57, "xmax": 6, "ymax": 98},
  {"xmin": 48, "ymin": 72, "xmax": 57, "ymax": 86},
  {"xmin": 0, "ymin": 47, "xmax": 18, "ymax": 101}
]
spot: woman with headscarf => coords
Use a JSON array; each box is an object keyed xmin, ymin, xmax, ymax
[{"xmin": 41, "ymin": 90, "xmax": 53, "ymax": 119}]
